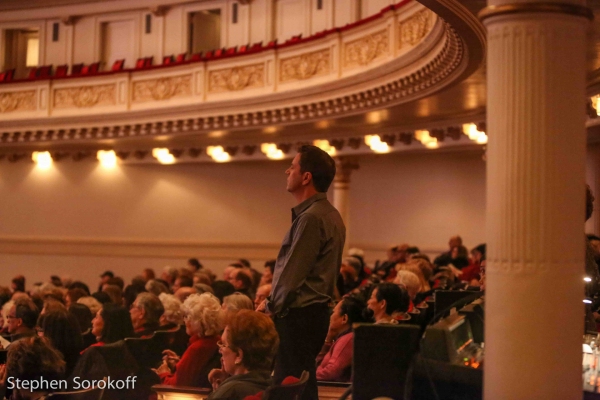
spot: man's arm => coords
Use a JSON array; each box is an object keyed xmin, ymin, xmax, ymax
[{"xmin": 269, "ymin": 214, "xmax": 321, "ymax": 315}]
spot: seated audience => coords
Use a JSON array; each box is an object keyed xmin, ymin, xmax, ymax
[
  {"xmin": 92, "ymin": 291, "xmax": 112, "ymax": 305},
  {"xmin": 394, "ymin": 270, "xmax": 422, "ymax": 311},
  {"xmin": 228, "ymin": 269, "xmax": 254, "ymax": 300},
  {"xmin": 6, "ymin": 298, "xmax": 39, "ymax": 344},
  {"xmin": 39, "ymin": 309, "xmax": 84, "ymax": 376},
  {"xmin": 208, "ymin": 310, "xmax": 278, "ymax": 399},
  {"xmin": 65, "ymin": 288, "xmax": 88, "ymax": 308},
  {"xmin": 174, "ymin": 286, "xmax": 198, "ymax": 303},
  {"xmin": 188, "ymin": 258, "xmax": 203, "ymax": 272},
  {"xmin": 161, "ymin": 266, "xmax": 179, "ymax": 288},
  {"xmin": 316, "ymin": 296, "xmax": 367, "ymax": 382},
  {"xmin": 158, "ymin": 293, "xmax": 184, "ymax": 330},
  {"xmin": 337, "ymin": 257, "xmax": 368, "ymax": 297},
  {"xmin": 11, "ymin": 275, "xmax": 25, "ymax": 294},
  {"xmin": 434, "ymin": 235, "xmax": 462, "ymax": 267},
  {"xmin": 143, "ymin": 268, "xmax": 156, "ymax": 282},
  {"xmin": 223, "ymin": 292, "xmax": 254, "ymax": 313},
  {"xmin": 98, "ymin": 270, "xmax": 114, "ymax": 293},
  {"xmin": 69, "ymin": 304, "xmax": 93, "ymax": 334},
  {"xmin": 130, "ymin": 292, "xmax": 164, "ymax": 337},
  {"xmin": 146, "ymin": 279, "xmax": 170, "ymax": 297},
  {"xmin": 103, "ymin": 284, "xmax": 123, "ymax": 305},
  {"xmin": 212, "ymin": 281, "xmax": 236, "ymax": 303},
  {"xmin": 172, "ymin": 273, "xmax": 194, "ymax": 293},
  {"xmin": 367, "ymin": 283, "xmax": 410, "ymax": 324},
  {"xmin": 77, "ymin": 296, "xmax": 102, "ymax": 316},
  {"xmin": 156, "ymin": 293, "xmax": 223, "ymax": 387},
  {"xmin": 0, "ymin": 336, "xmax": 66, "ymax": 400},
  {"xmin": 88, "ymin": 303, "xmax": 134, "ymax": 351},
  {"xmin": 254, "ymin": 284, "xmax": 271, "ymax": 310},
  {"xmin": 260, "ymin": 260, "xmax": 275, "ymax": 286}
]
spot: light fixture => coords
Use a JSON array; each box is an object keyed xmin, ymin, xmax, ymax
[
  {"xmin": 584, "ymin": 299, "xmax": 593, "ymax": 304},
  {"xmin": 585, "ymin": 276, "xmax": 592, "ymax": 282},
  {"xmin": 364, "ymin": 135, "xmax": 390, "ymax": 153},
  {"xmin": 366, "ymin": 110, "xmax": 388, "ymax": 124},
  {"xmin": 415, "ymin": 130, "xmax": 438, "ymax": 149},
  {"xmin": 263, "ymin": 126, "xmax": 277, "ymax": 134},
  {"xmin": 97, "ymin": 150, "xmax": 117, "ymax": 168},
  {"xmin": 32, "ymin": 151, "xmax": 52, "ymax": 169},
  {"xmin": 206, "ymin": 146, "xmax": 231, "ymax": 162},
  {"xmin": 261, "ymin": 143, "xmax": 285, "ymax": 160},
  {"xmin": 313, "ymin": 140, "xmax": 336, "ymax": 156},
  {"xmin": 462, "ymin": 123, "xmax": 488, "ymax": 144},
  {"xmin": 152, "ymin": 148, "xmax": 176, "ymax": 164},
  {"xmin": 592, "ymin": 95, "xmax": 600, "ymax": 116}
]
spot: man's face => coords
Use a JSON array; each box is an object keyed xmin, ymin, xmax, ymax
[
  {"xmin": 254, "ymin": 286, "xmax": 271, "ymax": 309},
  {"xmin": 6, "ymin": 305, "xmax": 20, "ymax": 334},
  {"xmin": 591, "ymin": 240, "xmax": 600, "ymax": 259},
  {"xmin": 449, "ymin": 236, "xmax": 460, "ymax": 249},
  {"xmin": 285, "ymin": 154, "xmax": 305, "ymax": 193},
  {"xmin": 261, "ymin": 267, "xmax": 273, "ymax": 285}
]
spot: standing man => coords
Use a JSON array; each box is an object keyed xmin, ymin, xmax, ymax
[{"xmin": 263, "ymin": 145, "xmax": 345, "ymax": 400}]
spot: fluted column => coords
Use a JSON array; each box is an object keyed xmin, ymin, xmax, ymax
[
  {"xmin": 334, "ymin": 157, "xmax": 359, "ymax": 254},
  {"xmin": 482, "ymin": 2, "xmax": 590, "ymax": 400}
]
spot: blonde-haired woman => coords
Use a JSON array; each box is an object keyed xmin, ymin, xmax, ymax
[{"xmin": 155, "ymin": 293, "xmax": 224, "ymax": 387}]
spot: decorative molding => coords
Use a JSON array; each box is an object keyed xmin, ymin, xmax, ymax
[
  {"xmin": 54, "ymin": 85, "xmax": 116, "ymax": 108},
  {"xmin": 208, "ymin": 64, "xmax": 265, "ymax": 93},
  {"xmin": 479, "ymin": 2, "xmax": 593, "ymax": 22},
  {"xmin": 279, "ymin": 49, "xmax": 331, "ymax": 82},
  {"xmin": 399, "ymin": 9, "xmax": 434, "ymax": 49},
  {"xmin": 132, "ymin": 75, "xmax": 193, "ymax": 103},
  {"xmin": 0, "ymin": 91, "xmax": 36, "ymax": 113},
  {"xmin": 344, "ymin": 29, "xmax": 389, "ymax": 69}
]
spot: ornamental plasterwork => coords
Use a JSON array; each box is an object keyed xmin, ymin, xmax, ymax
[
  {"xmin": 54, "ymin": 85, "xmax": 116, "ymax": 109},
  {"xmin": 398, "ymin": 9, "xmax": 434, "ymax": 49},
  {"xmin": 279, "ymin": 49, "xmax": 331, "ymax": 83},
  {"xmin": 208, "ymin": 64, "xmax": 265, "ymax": 93},
  {"xmin": 132, "ymin": 75, "xmax": 192, "ymax": 103},
  {"xmin": 344, "ymin": 29, "xmax": 390, "ymax": 69},
  {"xmin": 0, "ymin": 91, "xmax": 36, "ymax": 113}
]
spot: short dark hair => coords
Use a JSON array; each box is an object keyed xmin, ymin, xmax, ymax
[
  {"xmin": 188, "ymin": 258, "xmax": 203, "ymax": 271},
  {"xmin": 178, "ymin": 275, "xmax": 194, "ymax": 288},
  {"xmin": 212, "ymin": 281, "xmax": 235, "ymax": 303},
  {"xmin": 234, "ymin": 270, "xmax": 253, "ymax": 290},
  {"xmin": 264, "ymin": 260, "xmax": 276, "ymax": 275},
  {"xmin": 375, "ymin": 283, "xmax": 410, "ymax": 315},
  {"xmin": 12, "ymin": 276, "xmax": 25, "ymax": 292},
  {"xmin": 239, "ymin": 259, "xmax": 251, "ymax": 268},
  {"xmin": 68, "ymin": 281, "xmax": 90, "ymax": 295},
  {"xmin": 100, "ymin": 303, "xmax": 135, "ymax": 343},
  {"xmin": 339, "ymin": 296, "xmax": 368, "ymax": 326},
  {"xmin": 14, "ymin": 298, "xmax": 39, "ymax": 329},
  {"xmin": 135, "ymin": 293, "xmax": 164, "ymax": 325},
  {"xmin": 107, "ymin": 277, "xmax": 124, "ymax": 290},
  {"xmin": 298, "ymin": 145, "xmax": 336, "ymax": 192},
  {"xmin": 92, "ymin": 291, "xmax": 112, "ymax": 305},
  {"xmin": 68, "ymin": 304, "xmax": 93, "ymax": 333}
]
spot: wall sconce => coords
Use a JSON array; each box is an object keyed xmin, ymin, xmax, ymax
[
  {"xmin": 261, "ymin": 143, "xmax": 285, "ymax": 160},
  {"xmin": 414, "ymin": 130, "xmax": 438, "ymax": 149},
  {"xmin": 462, "ymin": 123, "xmax": 488, "ymax": 144},
  {"xmin": 32, "ymin": 151, "xmax": 52, "ymax": 169},
  {"xmin": 152, "ymin": 148, "xmax": 176, "ymax": 164},
  {"xmin": 364, "ymin": 135, "xmax": 390, "ymax": 153},
  {"xmin": 313, "ymin": 140, "xmax": 336, "ymax": 156},
  {"xmin": 592, "ymin": 95, "xmax": 600, "ymax": 116},
  {"xmin": 97, "ymin": 150, "xmax": 117, "ymax": 168},
  {"xmin": 206, "ymin": 146, "xmax": 231, "ymax": 162}
]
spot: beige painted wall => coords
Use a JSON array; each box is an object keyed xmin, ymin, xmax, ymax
[{"xmin": 0, "ymin": 150, "xmax": 487, "ymax": 291}]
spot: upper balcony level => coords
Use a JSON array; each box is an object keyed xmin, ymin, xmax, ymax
[{"xmin": 0, "ymin": 0, "xmax": 488, "ymax": 159}]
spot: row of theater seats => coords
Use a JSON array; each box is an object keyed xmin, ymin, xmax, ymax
[{"xmin": 0, "ymin": 35, "xmax": 306, "ymax": 84}]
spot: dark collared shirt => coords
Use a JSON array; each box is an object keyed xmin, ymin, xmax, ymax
[{"xmin": 268, "ymin": 192, "xmax": 345, "ymax": 315}]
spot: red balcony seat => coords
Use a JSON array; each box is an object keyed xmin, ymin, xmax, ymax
[
  {"xmin": 238, "ymin": 44, "xmax": 249, "ymax": 53},
  {"xmin": 190, "ymin": 52, "xmax": 202, "ymax": 62},
  {"xmin": 204, "ymin": 50, "xmax": 214, "ymax": 60},
  {"xmin": 135, "ymin": 58, "xmax": 146, "ymax": 69},
  {"xmin": 71, "ymin": 63, "xmax": 84, "ymax": 75},
  {"xmin": 28, "ymin": 67, "xmax": 38, "ymax": 79},
  {"xmin": 55, "ymin": 65, "xmax": 68, "ymax": 77},
  {"xmin": 111, "ymin": 59, "xmax": 125, "ymax": 71},
  {"xmin": 225, "ymin": 46, "xmax": 237, "ymax": 56},
  {"xmin": 5, "ymin": 69, "xmax": 14, "ymax": 81},
  {"xmin": 266, "ymin": 39, "xmax": 277, "ymax": 48},
  {"xmin": 250, "ymin": 41, "xmax": 263, "ymax": 51},
  {"xmin": 38, "ymin": 65, "xmax": 53, "ymax": 78},
  {"xmin": 144, "ymin": 57, "xmax": 153, "ymax": 67},
  {"xmin": 162, "ymin": 55, "xmax": 174, "ymax": 65},
  {"xmin": 175, "ymin": 53, "xmax": 187, "ymax": 63}
]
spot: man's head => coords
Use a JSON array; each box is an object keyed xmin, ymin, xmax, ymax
[
  {"xmin": 130, "ymin": 292, "xmax": 164, "ymax": 330},
  {"xmin": 99, "ymin": 271, "xmax": 114, "ymax": 286},
  {"xmin": 254, "ymin": 284, "xmax": 272, "ymax": 309},
  {"xmin": 230, "ymin": 269, "xmax": 252, "ymax": 291},
  {"xmin": 260, "ymin": 260, "xmax": 275, "ymax": 286},
  {"xmin": 449, "ymin": 235, "xmax": 463, "ymax": 249},
  {"xmin": 8, "ymin": 298, "xmax": 39, "ymax": 335},
  {"xmin": 286, "ymin": 145, "xmax": 336, "ymax": 195}
]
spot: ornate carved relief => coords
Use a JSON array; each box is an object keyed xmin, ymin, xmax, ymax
[
  {"xmin": 208, "ymin": 64, "xmax": 264, "ymax": 93},
  {"xmin": 344, "ymin": 30, "xmax": 389, "ymax": 69},
  {"xmin": 54, "ymin": 85, "xmax": 116, "ymax": 108},
  {"xmin": 279, "ymin": 49, "xmax": 330, "ymax": 82},
  {"xmin": 0, "ymin": 91, "xmax": 36, "ymax": 113},
  {"xmin": 398, "ymin": 9, "xmax": 434, "ymax": 49},
  {"xmin": 132, "ymin": 75, "xmax": 192, "ymax": 103}
]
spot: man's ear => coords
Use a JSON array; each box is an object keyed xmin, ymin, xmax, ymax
[
  {"xmin": 235, "ymin": 348, "xmax": 244, "ymax": 365},
  {"xmin": 301, "ymin": 171, "xmax": 312, "ymax": 186}
]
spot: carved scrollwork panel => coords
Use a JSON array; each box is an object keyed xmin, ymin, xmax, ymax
[
  {"xmin": 54, "ymin": 85, "xmax": 116, "ymax": 109},
  {"xmin": 132, "ymin": 75, "xmax": 193, "ymax": 103},
  {"xmin": 208, "ymin": 64, "xmax": 265, "ymax": 93},
  {"xmin": 0, "ymin": 91, "xmax": 36, "ymax": 113},
  {"xmin": 344, "ymin": 29, "xmax": 390, "ymax": 69},
  {"xmin": 398, "ymin": 9, "xmax": 435, "ymax": 49},
  {"xmin": 279, "ymin": 49, "xmax": 331, "ymax": 83}
]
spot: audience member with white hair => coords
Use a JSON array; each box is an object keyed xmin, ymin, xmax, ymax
[
  {"xmin": 77, "ymin": 296, "xmax": 102, "ymax": 316},
  {"xmin": 158, "ymin": 293, "xmax": 184, "ymax": 330},
  {"xmin": 223, "ymin": 292, "xmax": 254, "ymax": 312},
  {"xmin": 155, "ymin": 293, "xmax": 224, "ymax": 388}
]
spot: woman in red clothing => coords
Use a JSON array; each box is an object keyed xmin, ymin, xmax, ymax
[{"xmin": 155, "ymin": 293, "xmax": 224, "ymax": 388}]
